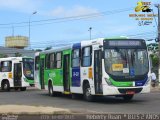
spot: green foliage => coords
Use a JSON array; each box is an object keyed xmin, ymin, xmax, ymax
[
  {"xmin": 150, "ymin": 54, "xmax": 159, "ymax": 68},
  {"xmin": 147, "ymin": 43, "xmax": 158, "ymax": 53},
  {"xmin": 15, "ymin": 52, "xmax": 22, "ymax": 57},
  {"xmin": 0, "ymin": 53, "xmax": 8, "ymax": 58},
  {"xmin": 45, "ymin": 46, "xmax": 52, "ymax": 50},
  {"xmin": 35, "ymin": 49, "xmax": 42, "ymax": 52}
]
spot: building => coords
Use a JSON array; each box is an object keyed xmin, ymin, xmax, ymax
[
  {"xmin": 0, "ymin": 46, "xmax": 36, "ymax": 57},
  {"xmin": 5, "ymin": 36, "xmax": 28, "ymax": 49}
]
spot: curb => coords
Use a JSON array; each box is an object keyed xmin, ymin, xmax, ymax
[{"xmin": 0, "ymin": 105, "xmax": 70, "ymax": 115}]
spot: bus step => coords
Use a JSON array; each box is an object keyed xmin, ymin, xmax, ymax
[
  {"xmin": 63, "ymin": 91, "xmax": 71, "ymax": 94},
  {"xmin": 95, "ymin": 94, "xmax": 103, "ymax": 96}
]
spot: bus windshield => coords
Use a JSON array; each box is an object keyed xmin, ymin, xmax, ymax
[
  {"xmin": 104, "ymin": 49, "xmax": 149, "ymax": 77},
  {"xmin": 23, "ymin": 58, "xmax": 34, "ymax": 80}
]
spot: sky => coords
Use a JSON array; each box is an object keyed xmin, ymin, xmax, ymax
[{"xmin": 0, "ymin": 0, "xmax": 159, "ymax": 49}]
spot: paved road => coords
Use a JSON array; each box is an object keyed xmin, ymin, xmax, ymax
[{"xmin": 0, "ymin": 88, "xmax": 160, "ymax": 114}]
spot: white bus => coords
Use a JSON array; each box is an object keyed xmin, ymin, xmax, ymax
[
  {"xmin": 0, "ymin": 57, "xmax": 34, "ymax": 91},
  {"xmin": 35, "ymin": 38, "xmax": 151, "ymax": 101}
]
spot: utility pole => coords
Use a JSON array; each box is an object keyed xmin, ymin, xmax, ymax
[
  {"xmin": 29, "ymin": 11, "xmax": 37, "ymax": 49},
  {"xmin": 155, "ymin": 4, "xmax": 160, "ymax": 85},
  {"xmin": 88, "ymin": 27, "xmax": 92, "ymax": 40}
]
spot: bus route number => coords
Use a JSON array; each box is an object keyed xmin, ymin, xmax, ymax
[{"xmin": 73, "ymin": 72, "xmax": 79, "ymax": 77}]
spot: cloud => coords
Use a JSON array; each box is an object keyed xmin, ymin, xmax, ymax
[
  {"xmin": 46, "ymin": 5, "xmax": 101, "ymax": 17},
  {"xmin": 94, "ymin": 25, "xmax": 137, "ymax": 38},
  {"xmin": 0, "ymin": 0, "xmax": 41, "ymax": 13}
]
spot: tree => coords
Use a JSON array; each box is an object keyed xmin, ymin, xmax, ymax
[
  {"xmin": 15, "ymin": 52, "xmax": 22, "ymax": 57},
  {"xmin": 150, "ymin": 54, "xmax": 159, "ymax": 67},
  {"xmin": 147, "ymin": 43, "xmax": 158, "ymax": 53},
  {"xmin": 45, "ymin": 46, "xmax": 52, "ymax": 50},
  {"xmin": 35, "ymin": 49, "xmax": 42, "ymax": 52},
  {"xmin": 0, "ymin": 53, "xmax": 8, "ymax": 58},
  {"xmin": 147, "ymin": 43, "xmax": 159, "ymax": 75}
]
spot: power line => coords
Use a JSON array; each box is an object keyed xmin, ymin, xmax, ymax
[
  {"xmin": 0, "ymin": 7, "xmax": 133, "ymax": 29},
  {"xmin": 127, "ymin": 31, "xmax": 156, "ymax": 37}
]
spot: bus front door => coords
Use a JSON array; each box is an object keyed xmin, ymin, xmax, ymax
[
  {"xmin": 40, "ymin": 58, "xmax": 45, "ymax": 89},
  {"xmin": 63, "ymin": 54, "xmax": 70, "ymax": 92},
  {"xmin": 14, "ymin": 63, "xmax": 22, "ymax": 87},
  {"xmin": 94, "ymin": 50, "xmax": 103, "ymax": 94}
]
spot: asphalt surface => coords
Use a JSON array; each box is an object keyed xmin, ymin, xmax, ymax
[{"xmin": 0, "ymin": 88, "xmax": 160, "ymax": 114}]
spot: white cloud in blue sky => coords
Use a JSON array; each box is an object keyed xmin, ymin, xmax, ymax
[
  {"xmin": 0, "ymin": 0, "xmax": 42, "ymax": 13},
  {"xmin": 45, "ymin": 5, "xmax": 100, "ymax": 17}
]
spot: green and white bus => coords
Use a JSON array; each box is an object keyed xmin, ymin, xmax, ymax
[
  {"xmin": 0, "ymin": 57, "xmax": 34, "ymax": 91},
  {"xmin": 35, "ymin": 38, "xmax": 151, "ymax": 101}
]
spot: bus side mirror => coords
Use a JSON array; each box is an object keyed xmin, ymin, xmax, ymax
[
  {"xmin": 155, "ymin": 38, "xmax": 159, "ymax": 42},
  {"xmin": 101, "ymin": 51, "xmax": 104, "ymax": 59},
  {"xmin": 99, "ymin": 45, "xmax": 103, "ymax": 48}
]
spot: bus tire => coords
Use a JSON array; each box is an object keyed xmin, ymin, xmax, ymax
[
  {"xmin": 48, "ymin": 82, "xmax": 54, "ymax": 96},
  {"xmin": 83, "ymin": 83, "xmax": 93, "ymax": 102},
  {"xmin": 2, "ymin": 80, "xmax": 10, "ymax": 91},
  {"xmin": 122, "ymin": 95, "xmax": 134, "ymax": 101},
  {"xmin": 20, "ymin": 87, "xmax": 26, "ymax": 91}
]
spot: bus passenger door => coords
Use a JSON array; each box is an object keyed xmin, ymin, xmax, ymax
[
  {"xmin": 40, "ymin": 58, "xmax": 45, "ymax": 89},
  {"xmin": 94, "ymin": 50, "xmax": 103, "ymax": 94},
  {"xmin": 14, "ymin": 63, "xmax": 22, "ymax": 87},
  {"xmin": 63, "ymin": 54, "xmax": 70, "ymax": 92}
]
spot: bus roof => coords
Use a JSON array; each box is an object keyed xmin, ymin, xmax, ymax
[
  {"xmin": 104, "ymin": 36, "xmax": 129, "ymax": 40},
  {"xmin": 41, "ymin": 45, "xmax": 72, "ymax": 54},
  {"xmin": 39, "ymin": 37, "xmax": 145, "ymax": 55},
  {"xmin": 0, "ymin": 57, "xmax": 33, "ymax": 61}
]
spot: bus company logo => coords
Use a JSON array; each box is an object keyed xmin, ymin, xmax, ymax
[
  {"xmin": 73, "ymin": 72, "xmax": 79, "ymax": 77},
  {"xmin": 2, "ymin": 74, "xmax": 7, "ymax": 78},
  {"xmin": 135, "ymin": 0, "xmax": 152, "ymax": 13},
  {"xmin": 49, "ymin": 72, "xmax": 55, "ymax": 78},
  {"xmin": 129, "ymin": 0, "xmax": 158, "ymax": 26}
]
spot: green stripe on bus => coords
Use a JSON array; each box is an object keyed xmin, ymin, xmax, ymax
[{"xmin": 109, "ymin": 77, "xmax": 133, "ymax": 87}]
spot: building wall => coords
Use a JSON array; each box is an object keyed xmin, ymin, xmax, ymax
[{"xmin": 0, "ymin": 46, "xmax": 35, "ymax": 57}]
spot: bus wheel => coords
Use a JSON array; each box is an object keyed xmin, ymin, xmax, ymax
[
  {"xmin": 2, "ymin": 81, "xmax": 10, "ymax": 91},
  {"xmin": 122, "ymin": 95, "xmax": 134, "ymax": 101},
  {"xmin": 20, "ymin": 87, "xmax": 26, "ymax": 91},
  {"xmin": 83, "ymin": 84, "xmax": 93, "ymax": 102},
  {"xmin": 48, "ymin": 82, "xmax": 54, "ymax": 96}
]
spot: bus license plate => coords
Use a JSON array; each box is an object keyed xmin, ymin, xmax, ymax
[{"xmin": 126, "ymin": 91, "xmax": 135, "ymax": 95}]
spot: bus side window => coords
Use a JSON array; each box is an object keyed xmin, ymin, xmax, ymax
[
  {"xmin": 50, "ymin": 53, "xmax": 55, "ymax": 69},
  {"xmin": 72, "ymin": 49, "xmax": 80, "ymax": 67},
  {"xmin": 56, "ymin": 52, "xmax": 62, "ymax": 69},
  {"xmin": 1, "ymin": 61, "xmax": 12, "ymax": 72},
  {"xmin": 35, "ymin": 56, "xmax": 40, "ymax": 70},
  {"xmin": 82, "ymin": 46, "xmax": 92, "ymax": 67},
  {"xmin": 45, "ymin": 54, "xmax": 51, "ymax": 69}
]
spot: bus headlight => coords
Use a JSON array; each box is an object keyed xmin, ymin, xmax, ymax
[
  {"xmin": 105, "ymin": 78, "xmax": 112, "ymax": 86},
  {"xmin": 31, "ymin": 74, "xmax": 34, "ymax": 77}
]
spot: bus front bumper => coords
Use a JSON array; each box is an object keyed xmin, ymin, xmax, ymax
[{"xmin": 102, "ymin": 84, "xmax": 150, "ymax": 96}]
